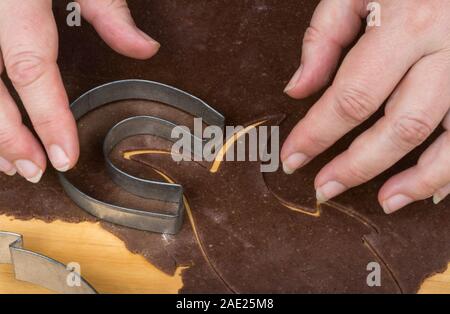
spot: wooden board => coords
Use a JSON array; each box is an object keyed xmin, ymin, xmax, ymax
[
  {"xmin": 0, "ymin": 215, "xmax": 448, "ymax": 294},
  {"xmin": 0, "ymin": 215, "xmax": 183, "ymax": 294}
]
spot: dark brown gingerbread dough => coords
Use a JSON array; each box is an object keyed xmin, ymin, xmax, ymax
[{"xmin": 0, "ymin": 0, "xmax": 448, "ymax": 293}]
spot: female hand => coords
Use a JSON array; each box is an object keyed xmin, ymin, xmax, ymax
[
  {"xmin": 282, "ymin": 0, "xmax": 450, "ymax": 213},
  {"xmin": 0, "ymin": 0, "xmax": 159, "ymax": 183}
]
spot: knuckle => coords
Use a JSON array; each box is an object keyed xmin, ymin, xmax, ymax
[
  {"xmin": 302, "ymin": 128, "xmax": 330, "ymax": 151},
  {"xmin": 0, "ymin": 113, "xmax": 23, "ymax": 148},
  {"xmin": 333, "ymin": 85, "xmax": 377, "ymax": 124},
  {"xmin": 346, "ymin": 160, "xmax": 374, "ymax": 183},
  {"xmin": 390, "ymin": 114, "xmax": 433, "ymax": 149},
  {"xmin": 32, "ymin": 106, "xmax": 73, "ymax": 134},
  {"xmin": 32, "ymin": 116, "xmax": 58, "ymax": 132},
  {"xmin": 0, "ymin": 125, "xmax": 21, "ymax": 148},
  {"xmin": 419, "ymin": 175, "xmax": 441, "ymax": 195},
  {"xmin": 5, "ymin": 51, "xmax": 49, "ymax": 88},
  {"xmin": 402, "ymin": 2, "xmax": 438, "ymax": 34},
  {"xmin": 91, "ymin": 0, "xmax": 129, "ymax": 22},
  {"xmin": 303, "ymin": 26, "xmax": 322, "ymax": 46},
  {"xmin": 303, "ymin": 25, "xmax": 341, "ymax": 49}
]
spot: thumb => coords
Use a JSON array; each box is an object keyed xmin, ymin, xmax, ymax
[{"xmin": 77, "ymin": 0, "xmax": 160, "ymax": 60}]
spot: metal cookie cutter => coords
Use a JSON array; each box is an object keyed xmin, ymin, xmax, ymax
[
  {"xmin": 59, "ymin": 80, "xmax": 225, "ymax": 234},
  {"xmin": 0, "ymin": 231, "xmax": 96, "ymax": 294}
]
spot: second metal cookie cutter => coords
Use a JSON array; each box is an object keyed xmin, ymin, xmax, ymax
[
  {"xmin": 0, "ymin": 231, "xmax": 96, "ymax": 294},
  {"xmin": 59, "ymin": 80, "xmax": 225, "ymax": 235}
]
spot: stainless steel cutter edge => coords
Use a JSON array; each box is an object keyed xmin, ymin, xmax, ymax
[
  {"xmin": 0, "ymin": 231, "xmax": 97, "ymax": 294},
  {"xmin": 59, "ymin": 79, "xmax": 225, "ymax": 234}
]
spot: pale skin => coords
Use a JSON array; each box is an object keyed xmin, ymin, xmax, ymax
[
  {"xmin": 0, "ymin": 1, "xmax": 448, "ymax": 215},
  {"xmin": 0, "ymin": 0, "xmax": 159, "ymax": 182},
  {"xmin": 282, "ymin": 0, "xmax": 450, "ymax": 214}
]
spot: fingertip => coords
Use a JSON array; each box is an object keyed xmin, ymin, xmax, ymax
[
  {"xmin": 280, "ymin": 140, "xmax": 294, "ymax": 163},
  {"xmin": 378, "ymin": 176, "xmax": 414, "ymax": 214},
  {"xmin": 284, "ymin": 65, "xmax": 305, "ymax": 98},
  {"xmin": 93, "ymin": 17, "xmax": 160, "ymax": 60},
  {"xmin": 0, "ymin": 156, "xmax": 16, "ymax": 176},
  {"xmin": 378, "ymin": 169, "xmax": 415, "ymax": 207},
  {"xmin": 281, "ymin": 152, "xmax": 309, "ymax": 175},
  {"xmin": 0, "ymin": 126, "xmax": 48, "ymax": 182},
  {"xmin": 280, "ymin": 122, "xmax": 307, "ymax": 162},
  {"xmin": 378, "ymin": 182, "xmax": 394, "ymax": 206},
  {"xmin": 33, "ymin": 109, "xmax": 79, "ymax": 173},
  {"xmin": 433, "ymin": 183, "xmax": 450, "ymax": 205},
  {"xmin": 14, "ymin": 159, "xmax": 46, "ymax": 184},
  {"xmin": 78, "ymin": 0, "xmax": 160, "ymax": 60},
  {"xmin": 381, "ymin": 194, "xmax": 415, "ymax": 215},
  {"xmin": 127, "ymin": 27, "xmax": 161, "ymax": 60},
  {"xmin": 48, "ymin": 144, "xmax": 73, "ymax": 172},
  {"xmin": 284, "ymin": 63, "xmax": 332, "ymax": 99},
  {"xmin": 45, "ymin": 125, "xmax": 79, "ymax": 172}
]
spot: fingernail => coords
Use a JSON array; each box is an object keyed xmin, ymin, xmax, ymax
[
  {"xmin": 316, "ymin": 181, "xmax": 347, "ymax": 204},
  {"xmin": 433, "ymin": 183, "xmax": 450, "ymax": 205},
  {"xmin": 49, "ymin": 145, "xmax": 71, "ymax": 172},
  {"xmin": 137, "ymin": 29, "xmax": 160, "ymax": 46},
  {"xmin": 0, "ymin": 156, "xmax": 16, "ymax": 176},
  {"xmin": 14, "ymin": 160, "xmax": 43, "ymax": 184},
  {"xmin": 382, "ymin": 194, "xmax": 414, "ymax": 214},
  {"xmin": 284, "ymin": 64, "xmax": 303, "ymax": 93},
  {"xmin": 282, "ymin": 153, "xmax": 309, "ymax": 175},
  {"xmin": 4, "ymin": 168, "xmax": 17, "ymax": 176},
  {"xmin": 433, "ymin": 194, "xmax": 444, "ymax": 205}
]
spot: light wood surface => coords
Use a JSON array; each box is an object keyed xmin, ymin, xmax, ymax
[
  {"xmin": 0, "ymin": 215, "xmax": 183, "ymax": 294},
  {"xmin": 0, "ymin": 215, "xmax": 448, "ymax": 294}
]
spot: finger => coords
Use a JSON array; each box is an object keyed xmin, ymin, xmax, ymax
[
  {"xmin": 284, "ymin": 0, "xmax": 369, "ymax": 98},
  {"xmin": 0, "ymin": 0, "xmax": 79, "ymax": 174},
  {"xmin": 77, "ymin": 0, "xmax": 160, "ymax": 60},
  {"xmin": 0, "ymin": 79, "xmax": 47, "ymax": 181},
  {"xmin": 314, "ymin": 52, "xmax": 450, "ymax": 203},
  {"xmin": 281, "ymin": 20, "xmax": 427, "ymax": 174},
  {"xmin": 0, "ymin": 47, "xmax": 46, "ymax": 180},
  {"xmin": 444, "ymin": 110, "xmax": 450, "ymax": 129},
  {"xmin": 379, "ymin": 130, "xmax": 450, "ymax": 214},
  {"xmin": 433, "ymin": 183, "xmax": 450, "ymax": 206},
  {"xmin": 433, "ymin": 114, "xmax": 450, "ymax": 204}
]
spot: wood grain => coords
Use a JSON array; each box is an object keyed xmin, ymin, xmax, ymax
[
  {"xmin": 0, "ymin": 215, "xmax": 448, "ymax": 294},
  {"xmin": 0, "ymin": 215, "xmax": 183, "ymax": 294}
]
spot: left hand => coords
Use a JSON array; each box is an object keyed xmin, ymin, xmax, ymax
[{"xmin": 0, "ymin": 0, "xmax": 159, "ymax": 183}]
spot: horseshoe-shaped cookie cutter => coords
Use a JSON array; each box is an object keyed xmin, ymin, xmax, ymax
[
  {"xmin": 58, "ymin": 80, "xmax": 225, "ymax": 234},
  {"xmin": 0, "ymin": 231, "xmax": 96, "ymax": 294}
]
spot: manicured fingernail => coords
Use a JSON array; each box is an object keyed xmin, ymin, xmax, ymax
[
  {"xmin": 282, "ymin": 153, "xmax": 309, "ymax": 175},
  {"xmin": 284, "ymin": 64, "xmax": 303, "ymax": 93},
  {"xmin": 0, "ymin": 156, "xmax": 16, "ymax": 176},
  {"xmin": 14, "ymin": 160, "xmax": 43, "ymax": 184},
  {"xmin": 433, "ymin": 183, "xmax": 450, "ymax": 205},
  {"xmin": 383, "ymin": 194, "xmax": 414, "ymax": 214},
  {"xmin": 316, "ymin": 181, "xmax": 347, "ymax": 204},
  {"xmin": 49, "ymin": 145, "xmax": 71, "ymax": 172}
]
